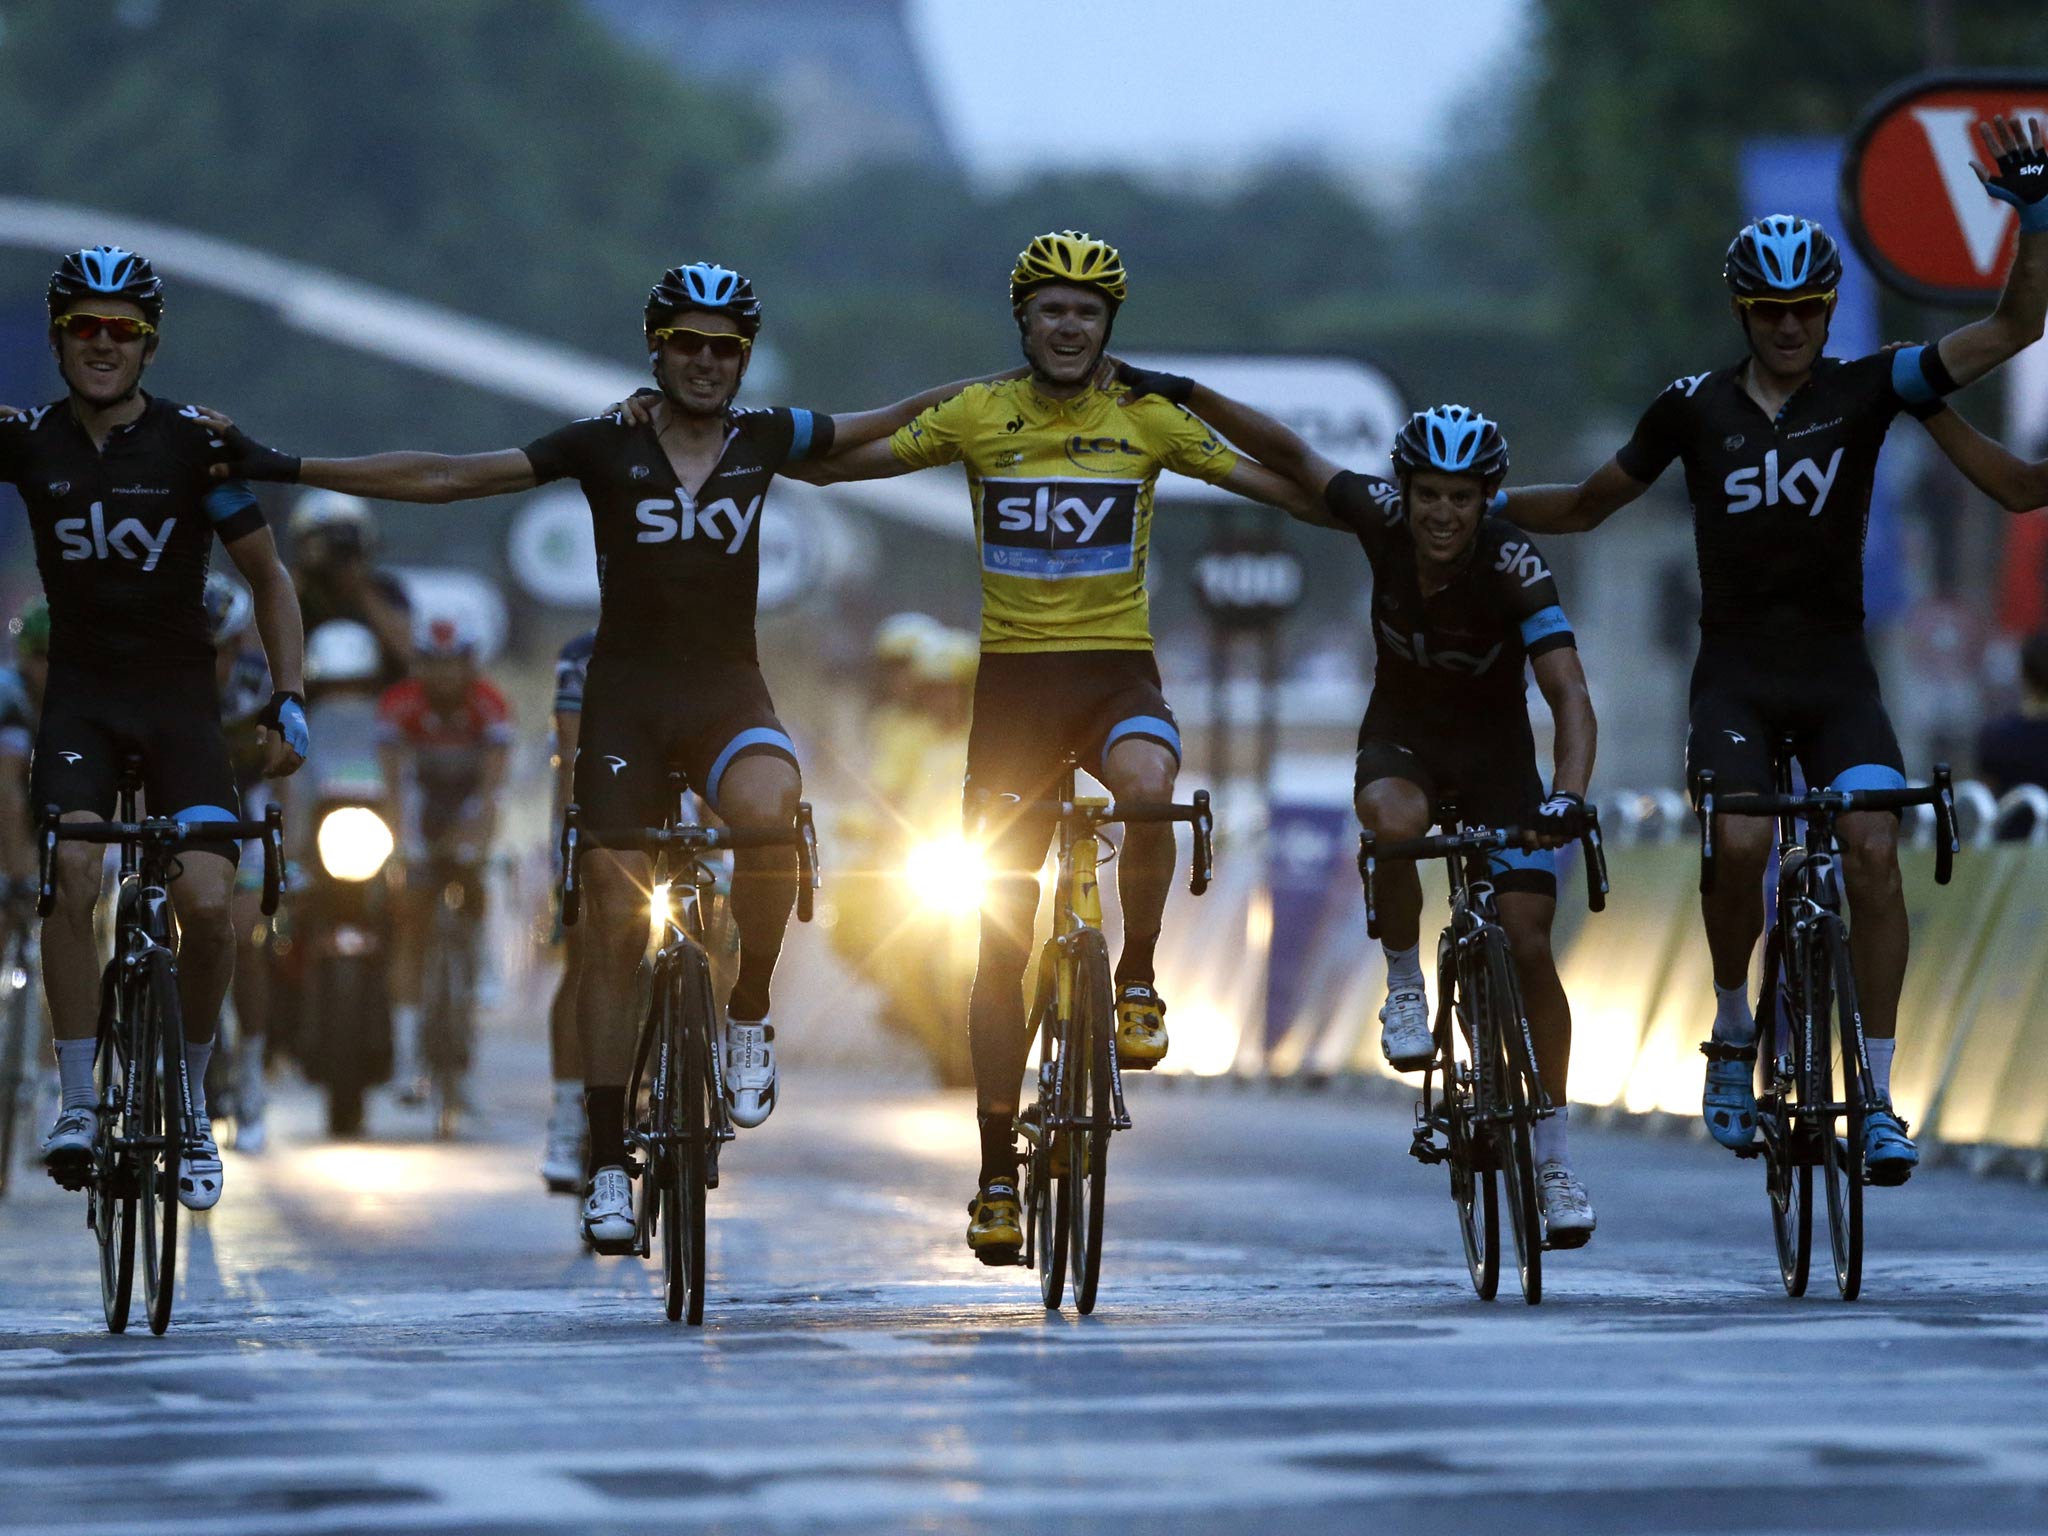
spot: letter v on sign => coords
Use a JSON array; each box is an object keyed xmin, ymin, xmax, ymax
[{"xmin": 1909, "ymin": 105, "xmax": 2040, "ymax": 277}]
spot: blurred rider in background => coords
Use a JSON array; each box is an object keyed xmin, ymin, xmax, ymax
[
  {"xmin": 377, "ymin": 618, "xmax": 512, "ymax": 1104},
  {"xmin": 540, "ymin": 628, "xmax": 595, "ymax": 1192},
  {"xmin": 0, "ymin": 602, "xmax": 49, "ymax": 948},
  {"xmin": 288, "ymin": 490, "xmax": 412, "ymax": 694}
]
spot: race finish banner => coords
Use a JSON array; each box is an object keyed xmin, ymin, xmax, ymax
[{"xmin": 1840, "ymin": 71, "xmax": 2048, "ymax": 306}]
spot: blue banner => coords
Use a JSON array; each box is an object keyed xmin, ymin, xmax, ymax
[
  {"xmin": 1262, "ymin": 801, "xmax": 1357, "ymax": 1052},
  {"xmin": 1741, "ymin": 137, "xmax": 1910, "ymax": 624}
]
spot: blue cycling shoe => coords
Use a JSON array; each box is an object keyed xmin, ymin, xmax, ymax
[
  {"xmin": 1862, "ymin": 1107, "xmax": 1919, "ymax": 1186},
  {"xmin": 1699, "ymin": 1040, "xmax": 1758, "ymax": 1150}
]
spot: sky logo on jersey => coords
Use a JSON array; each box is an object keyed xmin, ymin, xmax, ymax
[
  {"xmin": 1723, "ymin": 447, "xmax": 1844, "ymax": 517},
  {"xmin": 54, "ymin": 500, "xmax": 177, "ymax": 571},
  {"xmin": 634, "ymin": 494, "xmax": 760, "ymax": 553},
  {"xmin": 1376, "ymin": 619, "xmax": 1504, "ymax": 676},
  {"xmin": 982, "ymin": 479, "xmax": 1139, "ymax": 580}
]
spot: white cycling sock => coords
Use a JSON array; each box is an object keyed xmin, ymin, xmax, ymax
[
  {"xmin": 393, "ymin": 1004, "xmax": 421, "ymax": 1068},
  {"xmin": 1532, "ymin": 1105, "xmax": 1569, "ymax": 1167},
  {"xmin": 184, "ymin": 1037, "xmax": 214, "ymax": 1120},
  {"xmin": 1384, "ymin": 942, "xmax": 1424, "ymax": 993},
  {"xmin": 1868, "ymin": 1038, "xmax": 1896, "ymax": 1103},
  {"xmin": 1711, "ymin": 981, "xmax": 1756, "ymax": 1047},
  {"xmin": 55, "ymin": 1037, "xmax": 97, "ymax": 1112}
]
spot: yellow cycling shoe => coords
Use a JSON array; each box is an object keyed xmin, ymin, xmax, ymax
[
  {"xmin": 1115, "ymin": 984, "xmax": 1169, "ymax": 1070},
  {"xmin": 966, "ymin": 1180, "xmax": 1023, "ymax": 1265}
]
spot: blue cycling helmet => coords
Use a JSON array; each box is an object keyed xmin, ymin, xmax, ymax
[
  {"xmin": 1723, "ymin": 215, "xmax": 1842, "ymax": 298},
  {"xmin": 48, "ymin": 245, "xmax": 165, "ymax": 324},
  {"xmin": 1391, "ymin": 404, "xmax": 1510, "ymax": 482},
  {"xmin": 644, "ymin": 262, "xmax": 763, "ymax": 337}
]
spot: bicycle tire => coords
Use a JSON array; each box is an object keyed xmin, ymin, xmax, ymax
[
  {"xmin": 671, "ymin": 945, "xmax": 715, "ymax": 1325},
  {"xmin": 1483, "ymin": 936, "xmax": 1541, "ymax": 1306},
  {"xmin": 137, "ymin": 948, "xmax": 184, "ymax": 1336},
  {"xmin": 0, "ymin": 937, "xmax": 30, "ymax": 1198},
  {"xmin": 1442, "ymin": 935, "xmax": 1499, "ymax": 1299},
  {"xmin": 93, "ymin": 966, "xmax": 136, "ymax": 1335},
  {"xmin": 1756, "ymin": 925, "xmax": 1811, "ymax": 1297},
  {"xmin": 1819, "ymin": 914, "xmax": 1864, "ymax": 1301},
  {"xmin": 1032, "ymin": 984, "xmax": 1068, "ymax": 1310},
  {"xmin": 1068, "ymin": 930, "xmax": 1113, "ymax": 1316}
]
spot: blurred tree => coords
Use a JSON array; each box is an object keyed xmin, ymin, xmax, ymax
[{"xmin": 1521, "ymin": 0, "xmax": 2048, "ymax": 409}]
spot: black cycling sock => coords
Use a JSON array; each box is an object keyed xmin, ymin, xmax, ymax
[
  {"xmin": 584, "ymin": 1085, "xmax": 626, "ymax": 1175},
  {"xmin": 977, "ymin": 1111, "xmax": 1019, "ymax": 1187},
  {"xmin": 1114, "ymin": 934, "xmax": 1158, "ymax": 991}
]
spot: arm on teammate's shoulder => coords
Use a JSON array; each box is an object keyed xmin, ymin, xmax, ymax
[
  {"xmin": 783, "ymin": 437, "xmax": 917, "ymax": 485},
  {"xmin": 1176, "ymin": 383, "xmax": 1344, "ymax": 502},
  {"xmin": 1502, "ymin": 460, "xmax": 1647, "ymax": 534},
  {"xmin": 299, "ymin": 448, "xmax": 538, "ymax": 504},
  {"xmin": 1533, "ymin": 644, "xmax": 1596, "ymax": 801},
  {"xmin": 224, "ymin": 524, "xmax": 306, "ymax": 698},
  {"xmin": 826, "ymin": 369, "xmax": 1024, "ymax": 452},
  {"xmin": 1919, "ymin": 405, "xmax": 2048, "ymax": 512},
  {"xmin": 1214, "ymin": 457, "xmax": 1337, "ymax": 527}
]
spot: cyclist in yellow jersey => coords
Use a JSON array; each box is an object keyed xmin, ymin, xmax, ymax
[{"xmin": 804, "ymin": 232, "xmax": 1307, "ymax": 1260}]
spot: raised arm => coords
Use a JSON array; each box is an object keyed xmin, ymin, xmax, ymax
[
  {"xmin": 1920, "ymin": 407, "xmax": 2048, "ymax": 512},
  {"xmin": 1500, "ymin": 460, "xmax": 1650, "ymax": 534},
  {"xmin": 1933, "ymin": 115, "xmax": 2048, "ymax": 388},
  {"xmin": 196, "ymin": 407, "xmax": 538, "ymax": 503}
]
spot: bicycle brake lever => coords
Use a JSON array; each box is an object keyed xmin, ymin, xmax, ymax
[{"xmin": 1933, "ymin": 764, "xmax": 1956, "ymax": 886}]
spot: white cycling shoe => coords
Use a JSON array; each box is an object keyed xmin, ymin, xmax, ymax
[
  {"xmin": 178, "ymin": 1119, "xmax": 224, "ymax": 1211},
  {"xmin": 1379, "ymin": 987, "xmax": 1434, "ymax": 1072},
  {"xmin": 581, "ymin": 1165, "xmax": 636, "ymax": 1254},
  {"xmin": 724, "ymin": 1017, "xmax": 778, "ymax": 1130},
  {"xmin": 1537, "ymin": 1160, "xmax": 1596, "ymax": 1248},
  {"xmin": 42, "ymin": 1106, "xmax": 96, "ymax": 1189}
]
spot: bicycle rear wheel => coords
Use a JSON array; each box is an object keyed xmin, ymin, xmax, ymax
[
  {"xmin": 1066, "ymin": 931, "xmax": 1113, "ymax": 1316},
  {"xmin": 1445, "ymin": 963, "xmax": 1499, "ymax": 1301},
  {"xmin": 1818, "ymin": 916, "xmax": 1864, "ymax": 1301},
  {"xmin": 1483, "ymin": 939, "xmax": 1541, "ymax": 1306},
  {"xmin": 137, "ymin": 950, "xmax": 184, "ymax": 1336},
  {"xmin": 93, "ymin": 969, "xmax": 136, "ymax": 1335}
]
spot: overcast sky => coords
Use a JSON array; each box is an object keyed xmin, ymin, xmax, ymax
[{"xmin": 906, "ymin": 0, "xmax": 1532, "ymax": 199}]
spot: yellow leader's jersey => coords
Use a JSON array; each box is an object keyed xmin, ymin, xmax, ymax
[{"xmin": 888, "ymin": 379, "xmax": 1239, "ymax": 653}]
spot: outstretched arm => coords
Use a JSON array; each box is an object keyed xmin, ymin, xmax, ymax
[
  {"xmin": 1214, "ymin": 458, "xmax": 1324, "ymax": 523},
  {"xmin": 195, "ymin": 407, "xmax": 538, "ymax": 503},
  {"xmin": 1117, "ymin": 364, "xmax": 1349, "ymax": 528},
  {"xmin": 1935, "ymin": 115, "xmax": 2048, "ymax": 388},
  {"xmin": 826, "ymin": 369, "xmax": 1025, "ymax": 452},
  {"xmin": 1921, "ymin": 407, "xmax": 2048, "ymax": 512},
  {"xmin": 1500, "ymin": 460, "xmax": 1650, "ymax": 534}
]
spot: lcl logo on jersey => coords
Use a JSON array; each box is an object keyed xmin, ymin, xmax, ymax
[
  {"xmin": 634, "ymin": 495, "xmax": 760, "ymax": 552},
  {"xmin": 981, "ymin": 479, "xmax": 1139, "ymax": 579},
  {"xmin": 1724, "ymin": 447, "xmax": 1844, "ymax": 518},
  {"xmin": 55, "ymin": 500, "xmax": 177, "ymax": 570}
]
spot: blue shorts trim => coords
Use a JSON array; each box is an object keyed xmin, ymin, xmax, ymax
[
  {"xmin": 1101, "ymin": 714, "xmax": 1182, "ymax": 768},
  {"xmin": 1830, "ymin": 763, "xmax": 1908, "ymax": 793},
  {"xmin": 705, "ymin": 727, "xmax": 798, "ymax": 809},
  {"xmin": 1487, "ymin": 845, "xmax": 1557, "ymax": 877},
  {"xmin": 174, "ymin": 804, "xmax": 240, "ymax": 825}
]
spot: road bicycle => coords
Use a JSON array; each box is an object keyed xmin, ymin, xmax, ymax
[
  {"xmin": 1696, "ymin": 743, "xmax": 1956, "ymax": 1301},
  {"xmin": 561, "ymin": 774, "xmax": 819, "ymax": 1324},
  {"xmin": 1377, "ymin": 802, "xmax": 1608, "ymax": 1304}
]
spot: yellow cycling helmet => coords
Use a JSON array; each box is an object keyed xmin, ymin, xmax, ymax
[{"xmin": 1009, "ymin": 230, "xmax": 1128, "ymax": 310}]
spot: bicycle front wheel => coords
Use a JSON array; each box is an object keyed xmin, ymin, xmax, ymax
[
  {"xmin": 1758, "ymin": 930, "xmax": 1811, "ymax": 1297},
  {"xmin": 1817, "ymin": 915, "xmax": 1864, "ymax": 1301},
  {"xmin": 0, "ymin": 938, "xmax": 31, "ymax": 1197},
  {"xmin": 137, "ymin": 949, "xmax": 184, "ymax": 1336},
  {"xmin": 93, "ymin": 968, "xmax": 136, "ymax": 1334},
  {"xmin": 1066, "ymin": 930, "xmax": 1113, "ymax": 1316},
  {"xmin": 662, "ymin": 946, "xmax": 715, "ymax": 1325},
  {"xmin": 1445, "ymin": 971, "xmax": 1500, "ymax": 1301},
  {"xmin": 1481, "ymin": 936, "xmax": 1541, "ymax": 1306}
]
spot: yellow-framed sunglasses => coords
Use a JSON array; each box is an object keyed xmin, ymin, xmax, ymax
[
  {"xmin": 51, "ymin": 311, "xmax": 158, "ymax": 343},
  {"xmin": 1734, "ymin": 290, "xmax": 1836, "ymax": 319},
  {"xmin": 649, "ymin": 325, "xmax": 751, "ymax": 360}
]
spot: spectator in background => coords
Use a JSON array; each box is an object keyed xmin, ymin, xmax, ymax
[
  {"xmin": 1977, "ymin": 632, "xmax": 2048, "ymax": 817},
  {"xmin": 288, "ymin": 489, "xmax": 412, "ymax": 692}
]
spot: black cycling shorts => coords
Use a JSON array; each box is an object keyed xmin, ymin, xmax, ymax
[
  {"xmin": 1353, "ymin": 700, "xmax": 1555, "ymax": 897},
  {"xmin": 964, "ymin": 650, "xmax": 1181, "ymax": 871},
  {"xmin": 571, "ymin": 652, "xmax": 798, "ymax": 833},
  {"xmin": 31, "ymin": 661, "xmax": 242, "ymax": 861},
  {"xmin": 1685, "ymin": 630, "xmax": 1905, "ymax": 798}
]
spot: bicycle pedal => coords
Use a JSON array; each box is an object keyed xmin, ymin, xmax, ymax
[{"xmin": 973, "ymin": 1243, "xmax": 1023, "ymax": 1268}]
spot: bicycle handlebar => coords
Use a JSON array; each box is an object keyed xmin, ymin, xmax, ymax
[
  {"xmin": 1694, "ymin": 765, "xmax": 1958, "ymax": 895},
  {"xmin": 969, "ymin": 790, "xmax": 1215, "ymax": 895},
  {"xmin": 1358, "ymin": 806, "xmax": 1607, "ymax": 941},
  {"xmin": 560, "ymin": 801, "xmax": 822, "ymax": 928},
  {"xmin": 37, "ymin": 803, "xmax": 286, "ymax": 917}
]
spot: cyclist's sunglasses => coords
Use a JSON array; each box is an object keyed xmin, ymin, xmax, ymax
[
  {"xmin": 1735, "ymin": 291, "xmax": 1836, "ymax": 321},
  {"xmin": 650, "ymin": 325, "xmax": 750, "ymax": 361},
  {"xmin": 51, "ymin": 311, "xmax": 157, "ymax": 343}
]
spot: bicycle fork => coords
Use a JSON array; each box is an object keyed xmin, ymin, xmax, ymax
[{"xmin": 1065, "ymin": 831, "xmax": 1131, "ymax": 1132}]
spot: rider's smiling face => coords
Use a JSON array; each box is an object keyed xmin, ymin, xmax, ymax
[
  {"xmin": 1734, "ymin": 294, "xmax": 1832, "ymax": 383},
  {"xmin": 1020, "ymin": 285, "xmax": 1110, "ymax": 386},
  {"xmin": 53, "ymin": 296, "xmax": 154, "ymax": 406},
  {"xmin": 1404, "ymin": 468, "xmax": 1489, "ymax": 569},
  {"xmin": 647, "ymin": 307, "xmax": 748, "ymax": 417}
]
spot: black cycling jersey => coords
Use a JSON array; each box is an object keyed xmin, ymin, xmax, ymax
[
  {"xmin": 1324, "ymin": 470, "xmax": 1576, "ymax": 725},
  {"xmin": 1614, "ymin": 345, "xmax": 1950, "ymax": 636},
  {"xmin": 0, "ymin": 395, "xmax": 265, "ymax": 670},
  {"xmin": 523, "ymin": 407, "xmax": 834, "ymax": 666},
  {"xmin": 553, "ymin": 629, "xmax": 596, "ymax": 716}
]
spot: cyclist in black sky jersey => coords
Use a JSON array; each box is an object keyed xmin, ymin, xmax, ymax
[
  {"xmin": 1119, "ymin": 369, "xmax": 1602, "ymax": 1238},
  {"xmin": 1500, "ymin": 113, "xmax": 2048, "ymax": 1183},
  {"xmin": 1, "ymin": 246, "xmax": 308, "ymax": 1215},
  {"xmin": 205, "ymin": 261, "xmax": 1005, "ymax": 1249}
]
